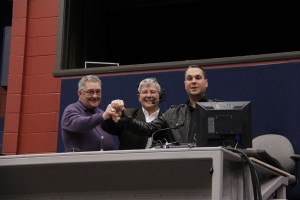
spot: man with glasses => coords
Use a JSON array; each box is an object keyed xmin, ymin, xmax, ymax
[{"xmin": 61, "ymin": 75, "xmax": 117, "ymax": 152}]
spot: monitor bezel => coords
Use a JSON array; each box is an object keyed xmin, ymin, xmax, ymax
[{"xmin": 195, "ymin": 101, "xmax": 252, "ymax": 149}]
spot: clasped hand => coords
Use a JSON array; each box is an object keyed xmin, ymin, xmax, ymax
[{"xmin": 103, "ymin": 99, "xmax": 125, "ymax": 122}]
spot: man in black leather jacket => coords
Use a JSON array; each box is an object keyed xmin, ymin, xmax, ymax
[{"xmin": 102, "ymin": 65, "xmax": 214, "ymax": 147}]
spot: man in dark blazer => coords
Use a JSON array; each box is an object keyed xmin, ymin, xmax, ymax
[{"xmin": 109, "ymin": 78, "xmax": 164, "ymax": 150}]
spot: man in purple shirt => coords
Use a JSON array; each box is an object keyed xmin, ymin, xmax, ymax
[{"xmin": 61, "ymin": 75, "xmax": 117, "ymax": 152}]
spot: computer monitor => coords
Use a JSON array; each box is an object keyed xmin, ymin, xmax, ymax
[{"xmin": 195, "ymin": 101, "xmax": 252, "ymax": 149}]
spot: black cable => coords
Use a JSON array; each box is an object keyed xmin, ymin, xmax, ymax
[
  {"xmin": 151, "ymin": 125, "xmax": 183, "ymax": 148},
  {"xmin": 226, "ymin": 147, "xmax": 262, "ymax": 200},
  {"xmin": 242, "ymin": 159, "xmax": 246, "ymax": 200}
]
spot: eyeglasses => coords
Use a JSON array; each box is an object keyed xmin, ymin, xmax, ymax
[{"xmin": 81, "ymin": 89, "xmax": 101, "ymax": 96}]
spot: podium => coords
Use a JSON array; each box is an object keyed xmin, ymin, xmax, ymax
[{"xmin": 0, "ymin": 147, "xmax": 290, "ymax": 199}]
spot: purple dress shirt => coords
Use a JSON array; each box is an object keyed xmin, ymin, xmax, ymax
[{"xmin": 61, "ymin": 101, "xmax": 117, "ymax": 151}]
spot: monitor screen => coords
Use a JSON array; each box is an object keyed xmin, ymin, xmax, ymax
[{"xmin": 195, "ymin": 101, "xmax": 252, "ymax": 149}]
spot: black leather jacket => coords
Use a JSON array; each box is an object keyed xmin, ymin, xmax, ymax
[
  {"xmin": 102, "ymin": 98, "xmax": 215, "ymax": 146},
  {"xmin": 105, "ymin": 108, "xmax": 162, "ymax": 150}
]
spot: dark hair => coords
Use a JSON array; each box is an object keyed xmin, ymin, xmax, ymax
[{"xmin": 184, "ymin": 65, "xmax": 207, "ymax": 79}]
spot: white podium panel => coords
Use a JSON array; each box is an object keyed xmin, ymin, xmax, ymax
[{"xmin": 0, "ymin": 147, "xmax": 289, "ymax": 200}]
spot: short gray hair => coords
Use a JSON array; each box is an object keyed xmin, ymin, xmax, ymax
[
  {"xmin": 78, "ymin": 75, "xmax": 102, "ymax": 90},
  {"xmin": 137, "ymin": 78, "xmax": 162, "ymax": 94}
]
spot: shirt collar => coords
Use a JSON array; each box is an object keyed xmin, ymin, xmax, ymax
[
  {"xmin": 142, "ymin": 107, "xmax": 160, "ymax": 122},
  {"xmin": 186, "ymin": 95, "xmax": 209, "ymax": 108},
  {"xmin": 78, "ymin": 100, "xmax": 97, "ymax": 113}
]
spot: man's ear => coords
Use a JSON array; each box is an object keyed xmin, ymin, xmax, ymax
[{"xmin": 137, "ymin": 93, "xmax": 142, "ymax": 102}]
